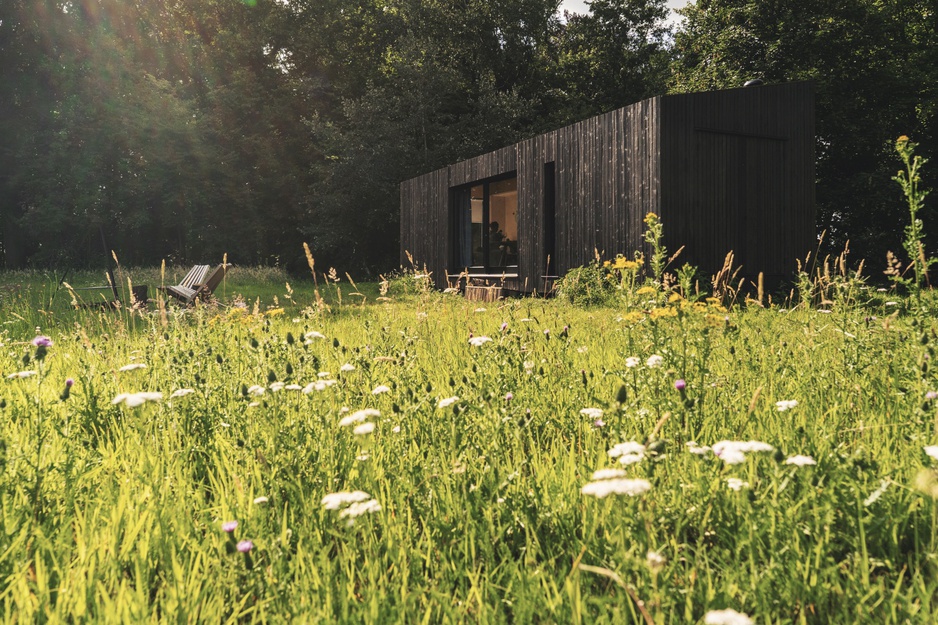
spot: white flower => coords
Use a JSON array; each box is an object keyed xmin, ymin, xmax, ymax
[
  {"xmin": 619, "ymin": 453, "xmax": 645, "ymax": 466},
  {"xmin": 580, "ymin": 408, "xmax": 603, "ymax": 419},
  {"xmin": 284, "ymin": 384, "xmax": 303, "ymax": 391},
  {"xmin": 625, "ymin": 356, "xmax": 641, "ymax": 368},
  {"xmin": 269, "ymin": 382, "xmax": 285, "ymax": 392},
  {"xmin": 607, "ymin": 441, "xmax": 646, "ymax": 459},
  {"xmin": 338, "ymin": 498, "xmax": 382, "ymax": 519},
  {"xmin": 253, "ymin": 496, "xmax": 269, "ymax": 504},
  {"xmin": 6, "ymin": 370, "xmax": 38, "ymax": 379},
  {"xmin": 391, "ymin": 425, "xmax": 401, "ymax": 433},
  {"xmin": 317, "ymin": 371, "xmax": 332, "ymax": 378},
  {"xmin": 775, "ymin": 399, "xmax": 799, "ymax": 411},
  {"xmin": 646, "ymin": 354, "xmax": 664, "ymax": 368},
  {"xmin": 339, "ymin": 408, "xmax": 380, "ymax": 427},
  {"xmin": 925, "ymin": 446, "xmax": 938, "ymax": 461},
  {"xmin": 785, "ymin": 454, "xmax": 817, "ymax": 466},
  {"xmin": 170, "ymin": 388, "xmax": 195, "ymax": 398},
  {"xmin": 581, "ymin": 478, "xmax": 652, "ymax": 498},
  {"xmin": 646, "ymin": 550, "xmax": 666, "ymax": 571},
  {"xmin": 438, "ymin": 396, "xmax": 459, "ymax": 409},
  {"xmin": 247, "ymin": 385, "xmax": 266, "ymax": 396},
  {"xmin": 372, "ymin": 384, "xmax": 391, "ymax": 395},
  {"xmin": 704, "ymin": 609, "xmax": 753, "ymax": 625},
  {"xmin": 353, "ymin": 422, "xmax": 376, "ymax": 435},
  {"xmin": 119, "ymin": 363, "xmax": 147, "ymax": 372},
  {"xmin": 474, "ymin": 308, "xmax": 487, "ymax": 313},
  {"xmin": 591, "ymin": 468, "xmax": 628, "ymax": 481},
  {"xmin": 686, "ymin": 441, "xmax": 712, "ymax": 455},
  {"xmin": 864, "ymin": 479, "xmax": 891, "ymax": 507},
  {"xmin": 304, "ymin": 331, "xmax": 326, "ymax": 340},
  {"xmin": 469, "ymin": 336, "xmax": 493, "ymax": 346},
  {"xmin": 112, "ymin": 391, "xmax": 163, "ymax": 407},
  {"xmin": 726, "ymin": 478, "xmax": 750, "ymax": 491},
  {"xmin": 322, "ymin": 491, "xmax": 372, "ymax": 510},
  {"xmin": 340, "ymin": 363, "xmax": 356, "ymax": 372},
  {"xmin": 712, "ymin": 440, "xmax": 774, "ymax": 465}
]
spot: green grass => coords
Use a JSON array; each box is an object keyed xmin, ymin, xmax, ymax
[{"xmin": 1, "ymin": 268, "xmax": 937, "ymax": 623}]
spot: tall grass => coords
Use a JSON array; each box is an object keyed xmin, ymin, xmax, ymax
[{"xmin": 1, "ymin": 267, "xmax": 937, "ymax": 622}]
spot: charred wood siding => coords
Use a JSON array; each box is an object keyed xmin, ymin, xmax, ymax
[{"xmin": 400, "ymin": 82, "xmax": 814, "ymax": 291}]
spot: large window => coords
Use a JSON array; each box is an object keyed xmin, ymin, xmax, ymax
[{"xmin": 453, "ymin": 175, "xmax": 518, "ymax": 271}]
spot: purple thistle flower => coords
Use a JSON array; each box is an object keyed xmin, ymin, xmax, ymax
[
  {"xmin": 505, "ymin": 392, "xmax": 513, "ymax": 402},
  {"xmin": 237, "ymin": 539, "xmax": 253, "ymax": 553},
  {"xmin": 593, "ymin": 418, "xmax": 606, "ymax": 428},
  {"xmin": 222, "ymin": 520, "xmax": 239, "ymax": 533},
  {"xmin": 927, "ymin": 391, "xmax": 938, "ymax": 400},
  {"xmin": 501, "ymin": 322, "xmax": 508, "ymax": 332},
  {"xmin": 65, "ymin": 378, "xmax": 75, "ymax": 388},
  {"xmin": 32, "ymin": 336, "xmax": 53, "ymax": 348},
  {"xmin": 674, "ymin": 379, "xmax": 686, "ymax": 391}
]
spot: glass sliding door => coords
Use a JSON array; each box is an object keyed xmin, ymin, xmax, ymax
[{"xmin": 452, "ymin": 174, "xmax": 518, "ymax": 272}]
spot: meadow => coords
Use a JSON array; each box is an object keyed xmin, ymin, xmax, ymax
[{"xmin": 1, "ymin": 263, "xmax": 938, "ymax": 623}]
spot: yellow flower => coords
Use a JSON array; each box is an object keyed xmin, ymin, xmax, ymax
[
  {"xmin": 650, "ymin": 306, "xmax": 678, "ymax": 319},
  {"xmin": 898, "ymin": 135, "xmax": 910, "ymax": 143},
  {"xmin": 603, "ymin": 260, "xmax": 611, "ymax": 268},
  {"xmin": 636, "ymin": 286, "xmax": 657, "ymax": 296},
  {"xmin": 644, "ymin": 212, "xmax": 658, "ymax": 225},
  {"xmin": 266, "ymin": 308, "xmax": 285, "ymax": 317},
  {"xmin": 621, "ymin": 311, "xmax": 645, "ymax": 325},
  {"xmin": 668, "ymin": 293, "xmax": 683, "ymax": 303}
]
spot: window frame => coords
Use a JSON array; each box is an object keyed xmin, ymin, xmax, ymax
[{"xmin": 450, "ymin": 171, "xmax": 519, "ymax": 274}]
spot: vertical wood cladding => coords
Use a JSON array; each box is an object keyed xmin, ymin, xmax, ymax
[{"xmin": 400, "ymin": 82, "xmax": 814, "ymax": 290}]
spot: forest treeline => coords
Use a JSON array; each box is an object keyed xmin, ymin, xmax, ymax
[{"xmin": 1, "ymin": 0, "xmax": 935, "ymax": 275}]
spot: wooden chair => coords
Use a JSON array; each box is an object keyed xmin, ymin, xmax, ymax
[{"xmin": 159, "ymin": 264, "xmax": 228, "ymax": 305}]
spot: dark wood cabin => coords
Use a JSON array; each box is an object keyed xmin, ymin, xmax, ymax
[{"xmin": 400, "ymin": 81, "xmax": 815, "ymax": 293}]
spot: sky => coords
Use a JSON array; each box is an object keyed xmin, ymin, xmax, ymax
[{"xmin": 558, "ymin": 0, "xmax": 693, "ymax": 25}]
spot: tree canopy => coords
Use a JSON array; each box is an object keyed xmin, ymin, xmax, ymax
[{"xmin": 0, "ymin": 0, "xmax": 935, "ymax": 275}]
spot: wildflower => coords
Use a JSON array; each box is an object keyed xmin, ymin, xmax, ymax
[
  {"xmin": 784, "ymin": 455, "xmax": 817, "ymax": 466},
  {"xmin": 686, "ymin": 441, "xmax": 711, "ymax": 455},
  {"xmin": 674, "ymin": 379, "xmax": 686, "ymax": 391},
  {"xmin": 646, "ymin": 354, "xmax": 664, "ymax": 368},
  {"xmin": 608, "ymin": 441, "xmax": 646, "ymax": 458},
  {"xmin": 6, "ymin": 370, "xmax": 38, "ymax": 379},
  {"xmin": 284, "ymin": 384, "xmax": 302, "ymax": 391},
  {"xmin": 505, "ymin": 392, "xmax": 513, "ymax": 402},
  {"xmin": 391, "ymin": 425, "xmax": 401, "ymax": 433},
  {"xmin": 712, "ymin": 440, "xmax": 774, "ymax": 465},
  {"xmin": 340, "ymin": 363, "xmax": 356, "ymax": 372},
  {"xmin": 474, "ymin": 307, "xmax": 486, "ymax": 313},
  {"xmin": 625, "ymin": 356, "xmax": 641, "ymax": 368},
  {"xmin": 581, "ymin": 478, "xmax": 652, "ymax": 498},
  {"xmin": 636, "ymin": 286, "xmax": 657, "ymax": 296},
  {"xmin": 119, "ymin": 363, "xmax": 147, "ymax": 372},
  {"xmin": 338, "ymin": 499, "xmax": 382, "ymax": 519},
  {"xmin": 438, "ymin": 396, "xmax": 459, "ymax": 409},
  {"xmin": 66, "ymin": 378, "xmax": 74, "ymax": 387},
  {"xmin": 704, "ymin": 609, "xmax": 753, "ymax": 625},
  {"xmin": 927, "ymin": 391, "xmax": 938, "ymax": 400},
  {"xmin": 469, "ymin": 336, "xmax": 493, "ymax": 347},
  {"xmin": 372, "ymin": 384, "xmax": 391, "ymax": 395},
  {"xmin": 339, "ymin": 408, "xmax": 380, "ymax": 427},
  {"xmin": 253, "ymin": 496, "xmax": 269, "ymax": 504},
  {"xmin": 726, "ymin": 478, "xmax": 750, "ymax": 491},
  {"xmin": 500, "ymin": 322, "xmax": 508, "ymax": 332},
  {"xmin": 591, "ymin": 468, "xmax": 627, "ymax": 480},
  {"xmin": 864, "ymin": 479, "xmax": 891, "ymax": 506},
  {"xmin": 32, "ymin": 336, "xmax": 53, "ymax": 348},
  {"xmin": 353, "ymin": 422, "xmax": 375, "ymax": 435},
  {"xmin": 247, "ymin": 385, "xmax": 266, "ymax": 396},
  {"xmin": 111, "ymin": 391, "xmax": 163, "ymax": 407},
  {"xmin": 318, "ymin": 371, "xmax": 332, "ymax": 378},
  {"xmin": 646, "ymin": 550, "xmax": 666, "ymax": 572},
  {"xmin": 269, "ymin": 382, "xmax": 285, "ymax": 392},
  {"xmin": 580, "ymin": 408, "xmax": 603, "ymax": 419},
  {"xmin": 775, "ymin": 399, "xmax": 798, "ymax": 411},
  {"xmin": 322, "ymin": 491, "xmax": 372, "ymax": 510},
  {"xmin": 593, "ymin": 418, "xmax": 606, "ymax": 428},
  {"xmin": 925, "ymin": 446, "xmax": 938, "ymax": 461},
  {"xmin": 236, "ymin": 540, "xmax": 253, "ymax": 553},
  {"xmin": 304, "ymin": 331, "xmax": 326, "ymax": 340},
  {"xmin": 170, "ymin": 388, "xmax": 195, "ymax": 398},
  {"xmin": 222, "ymin": 520, "xmax": 239, "ymax": 533}
]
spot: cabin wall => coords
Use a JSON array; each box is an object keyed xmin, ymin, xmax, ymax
[
  {"xmin": 399, "ymin": 82, "xmax": 814, "ymax": 291},
  {"xmin": 659, "ymin": 82, "xmax": 815, "ymax": 279}
]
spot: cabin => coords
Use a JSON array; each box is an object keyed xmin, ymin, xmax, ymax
[{"xmin": 400, "ymin": 81, "xmax": 815, "ymax": 294}]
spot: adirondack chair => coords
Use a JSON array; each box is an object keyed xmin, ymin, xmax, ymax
[
  {"xmin": 161, "ymin": 263, "xmax": 229, "ymax": 305},
  {"xmin": 157, "ymin": 264, "xmax": 210, "ymax": 301}
]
